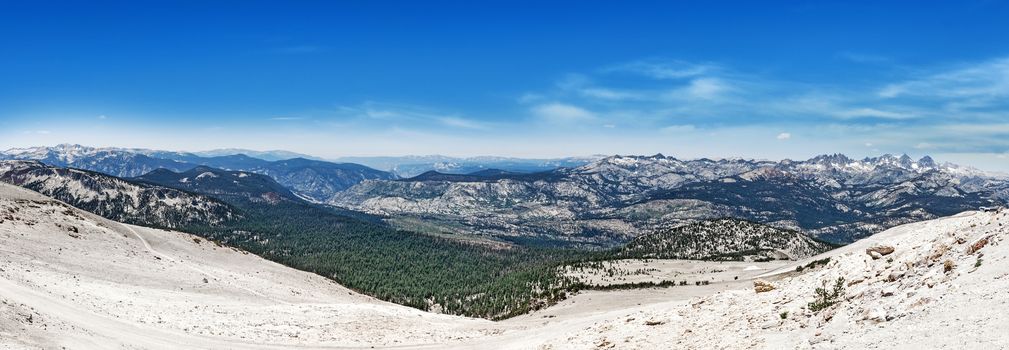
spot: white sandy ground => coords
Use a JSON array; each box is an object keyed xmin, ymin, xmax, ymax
[{"xmin": 2, "ymin": 181, "xmax": 1009, "ymax": 349}]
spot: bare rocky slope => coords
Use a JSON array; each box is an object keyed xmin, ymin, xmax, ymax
[
  {"xmin": 0, "ymin": 160, "xmax": 238, "ymax": 228},
  {"xmin": 619, "ymin": 218, "xmax": 833, "ymax": 261}
]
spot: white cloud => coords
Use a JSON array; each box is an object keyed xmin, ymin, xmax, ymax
[
  {"xmin": 834, "ymin": 108, "xmax": 915, "ymax": 120},
  {"xmin": 607, "ymin": 60, "xmax": 717, "ymax": 79},
  {"xmin": 660, "ymin": 124, "xmax": 696, "ymax": 134},
  {"xmin": 532, "ymin": 103, "xmax": 596, "ymax": 123},
  {"xmin": 270, "ymin": 116, "xmax": 304, "ymax": 121},
  {"xmin": 685, "ymin": 78, "xmax": 729, "ymax": 100},
  {"xmin": 914, "ymin": 142, "xmax": 934, "ymax": 149},
  {"xmin": 658, "ymin": 77, "xmax": 735, "ymax": 102},
  {"xmin": 363, "ymin": 108, "xmax": 402, "ymax": 120},
  {"xmin": 517, "ymin": 93, "xmax": 545, "ymax": 103},
  {"xmin": 877, "ymin": 85, "xmax": 905, "ymax": 98},
  {"xmin": 776, "ymin": 132, "xmax": 792, "ymax": 140},
  {"xmin": 22, "ymin": 130, "xmax": 51, "ymax": 135},
  {"xmin": 878, "ymin": 57, "xmax": 1009, "ymax": 103},
  {"xmin": 941, "ymin": 123, "xmax": 1009, "ymax": 134},
  {"xmin": 437, "ymin": 116, "xmax": 487, "ymax": 130},
  {"xmin": 97, "ymin": 115, "xmax": 107, "ymax": 120},
  {"xmin": 771, "ymin": 95, "xmax": 917, "ymax": 121},
  {"xmin": 579, "ymin": 87, "xmax": 644, "ymax": 101}
]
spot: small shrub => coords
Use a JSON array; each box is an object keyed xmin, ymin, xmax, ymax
[
  {"xmin": 944, "ymin": 259, "xmax": 955, "ymax": 273},
  {"xmin": 779, "ymin": 311, "xmax": 788, "ymax": 319},
  {"xmin": 797, "ymin": 258, "xmax": 830, "ymax": 273},
  {"xmin": 975, "ymin": 258, "xmax": 983, "ymax": 268},
  {"xmin": 808, "ymin": 277, "xmax": 845, "ymax": 313}
]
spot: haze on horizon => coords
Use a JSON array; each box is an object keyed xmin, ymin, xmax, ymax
[{"xmin": 2, "ymin": 1, "xmax": 1009, "ymax": 171}]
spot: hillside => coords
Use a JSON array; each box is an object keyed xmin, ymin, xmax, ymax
[
  {"xmin": 524, "ymin": 208, "xmax": 1009, "ymax": 349},
  {"xmin": 0, "ymin": 160, "xmax": 238, "ymax": 229},
  {"xmin": 620, "ymin": 218, "xmax": 832, "ymax": 261},
  {"xmin": 0, "ymin": 182, "xmax": 492, "ymax": 349},
  {"xmin": 134, "ymin": 166, "xmax": 301, "ymax": 203}
]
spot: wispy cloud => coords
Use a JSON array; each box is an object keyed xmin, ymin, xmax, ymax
[
  {"xmin": 270, "ymin": 116, "xmax": 305, "ymax": 121},
  {"xmin": 537, "ymin": 59, "xmax": 750, "ymax": 125},
  {"xmin": 579, "ymin": 87, "xmax": 646, "ymax": 101},
  {"xmin": 332, "ymin": 102, "xmax": 490, "ymax": 131},
  {"xmin": 605, "ymin": 59, "xmax": 718, "ymax": 79},
  {"xmin": 833, "ymin": 108, "xmax": 915, "ymax": 120},
  {"xmin": 224, "ymin": 55, "xmax": 1009, "ymax": 166},
  {"xmin": 437, "ymin": 116, "xmax": 488, "ymax": 130},
  {"xmin": 532, "ymin": 103, "xmax": 596, "ymax": 124},
  {"xmin": 660, "ymin": 124, "xmax": 696, "ymax": 134},
  {"xmin": 500, "ymin": 55, "xmax": 1009, "ymax": 160},
  {"xmin": 878, "ymin": 57, "xmax": 1009, "ymax": 104},
  {"xmin": 665, "ymin": 77, "xmax": 732, "ymax": 101}
]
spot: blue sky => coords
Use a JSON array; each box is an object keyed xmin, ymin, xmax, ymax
[{"xmin": 2, "ymin": 1, "xmax": 1009, "ymax": 170}]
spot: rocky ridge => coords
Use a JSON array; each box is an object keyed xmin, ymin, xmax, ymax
[{"xmin": 333, "ymin": 154, "xmax": 1008, "ymax": 245}]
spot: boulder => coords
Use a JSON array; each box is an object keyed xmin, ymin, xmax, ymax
[
  {"xmin": 866, "ymin": 245, "xmax": 895, "ymax": 259},
  {"xmin": 754, "ymin": 280, "xmax": 776, "ymax": 293},
  {"xmin": 966, "ymin": 236, "xmax": 990, "ymax": 255},
  {"xmin": 864, "ymin": 307, "xmax": 887, "ymax": 323}
]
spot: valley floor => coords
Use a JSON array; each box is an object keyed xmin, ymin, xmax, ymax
[{"xmin": 2, "ymin": 182, "xmax": 1008, "ymax": 349}]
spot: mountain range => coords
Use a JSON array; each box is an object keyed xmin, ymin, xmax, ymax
[
  {"xmin": 3, "ymin": 145, "xmax": 1009, "ymax": 320},
  {"xmin": 0, "ymin": 144, "xmax": 396, "ymax": 202},
  {"xmin": 333, "ymin": 153, "xmax": 1009, "ymax": 245},
  {"xmin": 5, "ymin": 144, "xmax": 1007, "ymax": 247},
  {"xmin": 332, "ymin": 155, "xmax": 602, "ymax": 177}
]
